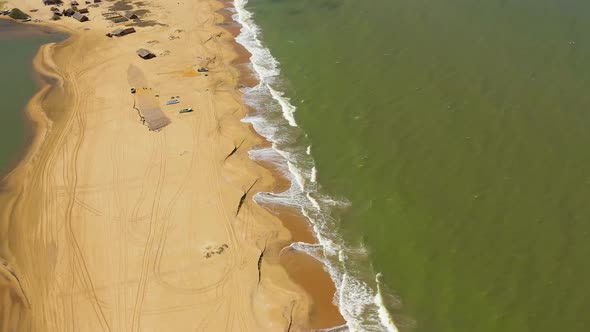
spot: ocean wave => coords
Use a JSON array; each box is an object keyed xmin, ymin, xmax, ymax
[{"xmin": 232, "ymin": 1, "xmax": 399, "ymax": 331}]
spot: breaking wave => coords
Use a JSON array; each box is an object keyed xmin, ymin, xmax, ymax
[{"xmin": 232, "ymin": 1, "xmax": 399, "ymax": 331}]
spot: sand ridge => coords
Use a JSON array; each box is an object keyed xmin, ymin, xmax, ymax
[{"xmin": 0, "ymin": 0, "xmax": 317, "ymax": 330}]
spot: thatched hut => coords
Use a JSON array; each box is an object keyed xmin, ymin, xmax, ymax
[{"xmin": 78, "ymin": 7, "xmax": 89, "ymax": 13}]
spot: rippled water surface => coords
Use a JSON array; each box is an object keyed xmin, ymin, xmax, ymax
[
  {"xmin": 243, "ymin": 0, "xmax": 590, "ymax": 331},
  {"xmin": 0, "ymin": 20, "xmax": 62, "ymax": 174}
]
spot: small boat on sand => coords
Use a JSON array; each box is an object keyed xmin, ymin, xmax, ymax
[
  {"xmin": 165, "ymin": 99, "xmax": 179, "ymax": 105},
  {"xmin": 179, "ymin": 108, "xmax": 193, "ymax": 113}
]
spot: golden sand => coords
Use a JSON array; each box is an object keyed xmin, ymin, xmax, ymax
[{"xmin": 0, "ymin": 0, "xmax": 344, "ymax": 330}]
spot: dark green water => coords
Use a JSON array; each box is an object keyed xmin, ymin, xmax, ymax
[
  {"xmin": 246, "ymin": 0, "xmax": 590, "ymax": 331},
  {"xmin": 0, "ymin": 20, "xmax": 62, "ymax": 175}
]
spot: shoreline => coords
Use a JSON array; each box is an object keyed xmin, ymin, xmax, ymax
[
  {"xmin": 0, "ymin": 1, "xmax": 344, "ymax": 331},
  {"xmin": 0, "ymin": 19, "xmax": 65, "ymax": 182},
  {"xmin": 215, "ymin": 2, "xmax": 346, "ymax": 328}
]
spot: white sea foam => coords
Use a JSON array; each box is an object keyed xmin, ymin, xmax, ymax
[
  {"xmin": 376, "ymin": 274, "xmax": 398, "ymax": 332},
  {"xmin": 268, "ymin": 84, "xmax": 298, "ymax": 127},
  {"xmin": 311, "ymin": 166, "xmax": 317, "ymax": 183},
  {"xmin": 232, "ymin": 1, "xmax": 400, "ymax": 331},
  {"xmin": 307, "ymin": 192, "xmax": 321, "ymax": 210}
]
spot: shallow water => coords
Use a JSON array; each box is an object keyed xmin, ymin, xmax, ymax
[
  {"xmin": 240, "ymin": 0, "xmax": 590, "ymax": 331},
  {"xmin": 0, "ymin": 20, "xmax": 62, "ymax": 175}
]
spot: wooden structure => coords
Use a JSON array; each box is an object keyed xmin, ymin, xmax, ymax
[
  {"xmin": 63, "ymin": 8, "xmax": 75, "ymax": 16},
  {"xmin": 111, "ymin": 27, "xmax": 136, "ymax": 37},
  {"xmin": 42, "ymin": 0, "xmax": 62, "ymax": 5},
  {"xmin": 72, "ymin": 11, "xmax": 88, "ymax": 21},
  {"xmin": 111, "ymin": 16, "xmax": 128, "ymax": 23},
  {"xmin": 136, "ymin": 48, "xmax": 155, "ymax": 60},
  {"xmin": 78, "ymin": 7, "xmax": 89, "ymax": 13},
  {"xmin": 124, "ymin": 11, "xmax": 138, "ymax": 19}
]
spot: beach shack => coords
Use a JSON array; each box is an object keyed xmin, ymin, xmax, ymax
[
  {"xmin": 124, "ymin": 11, "xmax": 138, "ymax": 19},
  {"xmin": 72, "ymin": 12, "xmax": 88, "ymax": 21},
  {"xmin": 110, "ymin": 27, "xmax": 136, "ymax": 37},
  {"xmin": 42, "ymin": 0, "xmax": 62, "ymax": 5},
  {"xmin": 136, "ymin": 48, "xmax": 155, "ymax": 60},
  {"xmin": 63, "ymin": 8, "xmax": 75, "ymax": 16},
  {"xmin": 70, "ymin": 1, "xmax": 79, "ymax": 6},
  {"xmin": 78, "ymin": 7, "xmax": 89, "ymax": 13},
  {"xmin": 111, "ymin": 15, "xmax": 128, "ymax": 23},
  {"xmin": 94, "ymin": 0, "xmax": 101, "ymax": 3}
]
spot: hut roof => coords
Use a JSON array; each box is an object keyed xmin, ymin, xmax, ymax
[
  {"xmin": 136, "ymin": 48, "xmax": 155, "ymax": 59},
  {"xmin": 63, "ymin": 8, "xmax": 75, "ymax": 16},
  {"xmin": 111, "ymin": 16, "xmax": 128, "ymax": 23},
  {"xmin": 112, "ymin": 27, "xmax": 136, "ymax": 36},
  {"xmin": 78, "ymin": 7, "xmax": 89, "ymax": 13},
  {"xmin": 72, "ymin": 11, "xmax": 88, "ymax": 21},
  {"xmin": 124, "ymin": 11, "xmax": 138, "ymax": 19}
]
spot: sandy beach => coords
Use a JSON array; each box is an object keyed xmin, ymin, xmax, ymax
[{"xmin": 0, "ymin": 0, "xmax": 343, "ymax": 331}]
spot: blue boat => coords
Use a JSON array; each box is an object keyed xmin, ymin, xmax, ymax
[{"xmin": 165, "ymin": 99, "xmax": 179, "ymax": 105}]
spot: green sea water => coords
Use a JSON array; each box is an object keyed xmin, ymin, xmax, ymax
[
  {"xmin": 0, "ymin": 20, "xmax": 62, "ymax": 175},
  {"xmin": 246, "ymin": 0, "xmax": 590, "ymax": 331}
]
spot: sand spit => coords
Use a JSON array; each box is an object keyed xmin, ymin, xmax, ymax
[{"xmin": 0, "ymin": 0, "xmax": 340, "ymax": 330}]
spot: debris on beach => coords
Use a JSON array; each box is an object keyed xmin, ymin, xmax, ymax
[
  {"xmin": 178, "ymin": 107, "xmax": 193, "ymax": 113},
  {"xmin": 203, "ymin": 244, "xmax": 229, "ymax": 259}
]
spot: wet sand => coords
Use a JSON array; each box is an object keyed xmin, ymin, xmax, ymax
[{"xmin": 0, "ymin": 0, "xmax": 343, "ymax": 330}]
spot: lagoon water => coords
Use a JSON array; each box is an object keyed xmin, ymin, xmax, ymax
[
  {"xmin": 242, "ymin": 0, "xmax": 590, "ymax": 331},
  {"xmin": 0, "ymin": 20, "xmax": 60, "ymax": 175}
]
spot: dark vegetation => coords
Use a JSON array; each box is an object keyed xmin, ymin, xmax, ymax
[{"xmin": 9, "ymin": 8, "xmax": 30, "ymax": 20}]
